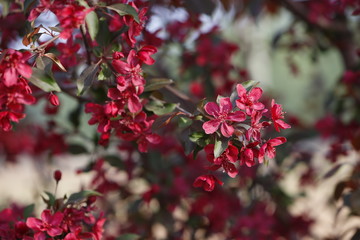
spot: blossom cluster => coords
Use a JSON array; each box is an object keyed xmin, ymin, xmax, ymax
[
  {"xmin": 0, "ymin": 49, "xmax": 34, "ymax": 131},
  {"xmin": 29, "ymin": 0, "xmax": 92, "ymax": 39},
  {"xmin": 85, "ymin": 2, "xmax": 161, "ymax": 152},
  {"xmin": 194, "ymin": 84, "xmax": 291, "ymax": 191},
  {"xmin": 0, "ymin": 171, "xmax": 104, "ymax": 240}
]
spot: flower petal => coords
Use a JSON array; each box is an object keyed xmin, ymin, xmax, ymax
[
  {"xmin": 249, "ymin": 87, "xmax": 262, "ymax": 101},
  {"xmin": 220, "ymin": 122, "xmax": 234, "ymax": 137},
  {"xmin": 219, "ymin": 97, "xmax": 232, "ymax": 113},
  {"xmin": 236, "ymin": 84, "xmax": 246, "ymax": 97},
  {"xmin": 204, "ymin": 102, "xmax": 220, "ymax": 116},
  {"xmin": 203, "ymin": 119, "xmax": 221, "ymax": 134},
  {"xmin": 227, "ymin": 111, "xmax": 246, "ymax": 122}
]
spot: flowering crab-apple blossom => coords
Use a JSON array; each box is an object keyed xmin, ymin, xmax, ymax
[
  {"xmin": 4, "ymin": 0, "xmax": 356, "ymax": 238},
  {"xmin": 202, "ymin": 97, "xmax": 246, "ymax": 137}
]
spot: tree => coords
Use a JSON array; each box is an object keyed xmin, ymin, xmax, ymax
[{"xmin": 0, "ymin": 0, "xmax": 359, "ymax": 239}]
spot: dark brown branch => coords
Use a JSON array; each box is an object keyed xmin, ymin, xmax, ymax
[{"xmin": 80, "ymin": 26, "xmax": 92, "ymax": 65}]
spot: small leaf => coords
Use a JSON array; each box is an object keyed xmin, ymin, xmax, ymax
[
  {"xmin": 77, "ymin": 63, "xmax": 100, "ymax": 95},
  {"xmin": 28, "ymin": 68, "xmax": 61, "ymax": 92},
  {"xmin": 334, "ymin": 181, "xmax": 347, "ymax": 201},
  {"xmin": 22, "ymin": 27, "xmax": 40, "ymax": 46},
  {"xmin": 179, "ymin": 116, "xmax": 193, "ymax": 128},
  {"xmin": 107, "ymin": 3, "xmax": 140, "ymax": 23},
  {"xmin": 98, "ymin": 63, "xmax": 112, "ymax": 80},
  {"xmin": 214, "ymin": 137, "xmax": 228, "ymax": 158},
  {"xmin": 66, "ymin": 190, "xmax": 102, "ymax": 205},
  {"xmin": 104, "ymin": 155, "xmax": 124, "ymax": 169},
  {"xmin": 42, "ymin": 191, "xmax": 56, "ymax": 206},
  {"xmin": 24, "ymin": 0, "xmax": 36, "ymax": 13},
  {"xmin": 144, "ymin": 78, "xmax": 173, "ymax": 92},
  {"xmin": 189, "ymin": 132, "xmax": 206, "ymax": 143},
  {"xmin": 85, "ymin": 10, "xmax": 99, "ymax": 40},
  {"xmin": 323, "ymin": 163, "xmax": 345, "ymax": 179},
  {"xmin": 189, "ymin": 131, "xmax": 210, "ymax": 147},
  {"xmin": 241, "ymin": 80, "xmax": 259, "ymax": 90},
  {"xmin": 68, "ymin": 143, "xmax": 88, "ymax": 155},
  {"xmin": 116, "ymin": 234, "xmax": 141, "ymax": 240},
  {"xmin": 49, "ymin": 26, "xmax": 62, "ymax": 32},
  {"xmin": 145, "ymin": 100, "xmax": 177, "ymax": 115},
  {"xmin": 44, "ymin": 53, "xmax": 67, "ymax": 72},
  {"xmin": 23, "ymin": 204, "xmax": 35, "ymax": 219}
]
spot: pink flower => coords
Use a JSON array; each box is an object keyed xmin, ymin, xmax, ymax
[
  {"xmin": 258, "ymin": 137, "xmax": 287, "ymax": 163},
  {"xmin": 26, "ymin": 209, "xmax": 64, "ymax": 239},
  {"xmin": 271, "ymin": 99, "xmax": 291, "ymax": 132},
  {"xmin": 246, "ymin": 110, "xmax": 270, "ymax": 141},
  {"xmin": 193, "ymin": 174, "xmax": 223, "ymax": 192},
  {"xmin": 112, "ymin": 50, "xmax": 145, "ymax": 87},
  {"xmin": 204, "ymin": 143, "xmax": 239, "ymax": 178},
  {"xmin": 202, "ymin": 97, "xmax": 246, "ymax": 137},
  {"xmin": 137, "ymin": 45, "xmax": 157, "ymax": 65},
  {"xmin": 236, "ymin": 84, "xmax": 265, "ymax": 115},
  {"xmin": 0, "ymin": 49, "xmax": 32, "ymax": 87}
]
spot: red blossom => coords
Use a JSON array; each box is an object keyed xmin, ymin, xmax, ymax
[
  {"xmin": 48, "ymin": 92, "xmax": 60, "ymax": 106},
  {"xmin": 259, "ymin": 137, "xmax": 287, "ymax": 163},
  {"xmin": 271, "ymin": 99, "xmax": 291, "ymax": 132},
  {"xmin": 26, "ymin": 209, "xmax": 64, "ymax": 238},
  {"xmin": 204, "ymin": 143, "xmax": 239, "ymax": 178},
  {"xmin": 137, "ymin": 45, "xmax": 157, "ymax": 65},
  {"xmin": 193, "ymin": 174, "xmax": 223, "ymax": 192},
  {"xmin": 202, "ymin": 97, "xmax": 246, "ymax": 137},
  {"xmin": 0, "ymin": 49, "xmax": 32, "ymax": 87},
  {"xmin": 236, "ymin": 84, "xmax": 265, "ymax": 116},
  {"xmin": 112, "ymin": 50, "xmax": 145, "ymax": 87}
]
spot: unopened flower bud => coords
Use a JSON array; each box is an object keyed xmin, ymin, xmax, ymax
[
  {"xmin": 112, "ymin": 51, "xmax": 124, "ymax": 60},
  {"xmin": 53, "ymin": 170, "xmax": 62, "ymax": 182},
  {"xmin": 87, "ymin": 196, "xmax": 97, "ymax": 205},
  {"xmin": 49, "ymin": 93, "xmax": 60, "ymax": 106}
]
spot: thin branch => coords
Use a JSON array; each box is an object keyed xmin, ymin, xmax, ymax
[
  {"xmin": 34, "ymin": 34, "xmax": 60, "ymax": 51},
  {"xmin": 80, "ymin": 25, "xmax": 92, "ymax": 65}
]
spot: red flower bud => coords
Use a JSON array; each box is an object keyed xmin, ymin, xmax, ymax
[
  {"xmin": 53, "ymin": 170, "xmax": 62, "ymax": 182},
  {"xmin": 49, "ymin": 93, "xmax": 60, "ymax": 106},
  {"xmin": 112, "ymin": 51, "xmax": 124, "ymax": 60},
  {"xmin": 87, "ymin": 196, "xmax": 97, "ymax": 205}
]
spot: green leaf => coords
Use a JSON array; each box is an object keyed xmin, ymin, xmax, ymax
[
  {"xmin": 23, "ymin": 204, "xmax": 35, "ymax": 219},
  {"xmin": 24, "ymin": 0, "xmax": 36, "ymax": 13},
  {"xmin": 178, "ymin": 117, "xmax": 193, "ymax": 128},
  {"xmin": 42, "ymin": 191, "xmax": 56, "ymax": 206},
  {"xmin": 241, "ymin": 80, "xmax": 258, "ymax": 90},
  {"xmin": 68, "ymin": 143, "xmax": 88, "ymax": 155},
  {"xmin": 85, "ymin": 10, "xmax": 99, "ymax": 40},
  {"xmin": 116, "ymin": 234, "xmax": 141, "ymax": 240},
  {"xmin": 189, "ymin": 132, "xmax": 210, "ymax": 147},
  {"xmin": 103, "ymin": 155, "xmax": 124, "ymax": 169},
  {"xmin": 214, "ymin": 137, "xmax": 228, "ymax": 158},
  {"xmin": 145, "ymin": 100, "xmax": 177, "ymax": 115},
  {"xmin": 98, "ymin": 63, "xmax": 112, "ymax": 80},
  {"xmin": 66, "ymin": 190, "xmax": 102, "ymax": 205},
  {"xmin": 77, "ymin": 63, "xmax": 100, "ymax": 95},
  {"xmin": 107, "ymin": 3, "xmax": 140, "ymax": 23},
  {"xmin": 189, "ymin": 132, "xmax": 206, "ymax": 142},
  {"xmin": 28, "ymin": 67, "xmax": 61, "ymax": 92},
  {"xmin": 144, "ymin": 78, "xmax": 173, "ymax": 92}
]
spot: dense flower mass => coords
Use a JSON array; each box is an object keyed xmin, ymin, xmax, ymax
[
  {"xmin": 4, "ymin": 0, "xmax": 354, "ymax": 239},
  {"xmin": 197, "ymin": 83, "xmax": 290, "ymax": 191},
  {"xmin": 0, "ymin": 49, "xmax": 34, "ymax": 131}
]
